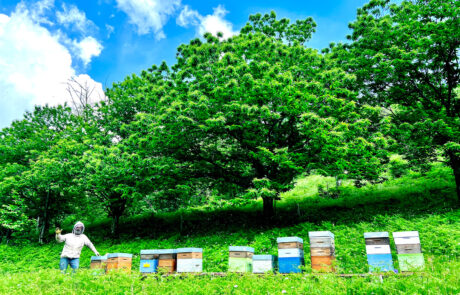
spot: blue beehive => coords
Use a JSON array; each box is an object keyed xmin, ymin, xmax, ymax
[
  {"xmin": 140, "ymin": 250, "xmax": 160, "ymax": 273},
  {"xmin": 366, "ymin": 254, "xmax": 394, "ymax": 272},
  {"xmin": 277, "ymin": 237, "xmax": 304, "ymax": 273},
  {"xmin": 364, "ymin": 232, "xmax": 394, "ymax": 272}
]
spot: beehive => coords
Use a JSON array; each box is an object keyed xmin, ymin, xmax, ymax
[
  {"xmin": 139, "ymin": 250, "xmax": 160, "ymax": 273},
  {"xmin": 228, "ymin": 246, "xmax": 254, "ymax": 273},
  {"xmin": 177, "ymin": 248, "xmax": 203, "ymax": 273},
  {"xmin": 364, "ymin": 232, "xmax": 394, "ymax": 272},
  {"xmin": 308, "ymin": 231, "xmax": 335, "ymax": 272},
  {"xmin": 393, "ymin": 231, "xmax": 424, "ymax": 271},
  {"xmin": 106, "ymin": 253, "xmax": 132, "ymax": 273},
  {"xmin": 90, "ymin": 255, "xmax": 107, "ymax": 270},
  {"xmin": 277, "ymin": 237, "xmax": 304, "ymax": 273},
  {"xmin": 157, "ymin": 249, "xmax": 177, "ymax": 273},
  {"xmin": 252, "ymin": 255, "xmax": 277, "ymax": 273}
]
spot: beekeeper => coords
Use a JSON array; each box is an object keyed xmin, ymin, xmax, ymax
[{"xmin": 55, "ymin": 221, "xmax": 100, "ymax": 273}]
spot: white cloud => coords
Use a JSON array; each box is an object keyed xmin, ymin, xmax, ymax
[
  {"xmin": 0, "ymin": 5, "xmax": 103, "ymax": 128},
  {"xmin": 56, "ymin": 3, "xmax": 95, "ymax": 34},
  {"xmin": 73, "ymin": 36, "xmax": 103, "ymax": 66},
  {"xmin": 115, "ymin": 0, "xmax": 181, "ymax": 38},
  {"xmin": 106, "ymin": 24, "xmax": 114, "ymax": 38},
  {"xmin": 176, "ymin": 5, "xmax": 200, "ymax": 27},
  {"xmin": 177, "ymin": 5, "xmax": 237, "ymax": 39}
]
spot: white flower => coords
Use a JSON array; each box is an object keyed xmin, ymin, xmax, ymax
[
  {"xmin": 234, "ymin": 285, "xmax": 238, "ymax": 288},
  {"xmin": 282, "ymin": 291, "xmax": 287, "ymax": 294}
]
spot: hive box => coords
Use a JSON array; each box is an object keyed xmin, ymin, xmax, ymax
[
  {"xmin": 364, "ymin": 232, "xmax": 394, "ymax": 272},
  {"xmin": 177, "ymin": 248, "xmax": 203, "ymax": 273},
  {"xmin": 229, "ymin": 246, "xmax": 254, "ymax": 273},
  {"xmin": 397, "ymin": 253, "xmax": 425, "ymax": 271},
  {"xmin": 277, "ymin": 237, "xmax": 304, "ymax": 274},
  {"xmin": 157, "ymin": 249, "xmax": 177, "ymax": 273},
  {"xmin": 139, "ymin": 250, "xmax": 160, "ymax": 273},
  {"xmin": 252, "ymin": 255, "xmax": 277, "ymax": 273},
  {"xmin": 367, "ymin": 254, "xmax": 394, "ymax": 272},
  {"xmin": 90, "ymin": 255, "xmax": 107, "ymax": 270},
  {"xmin": 106, "ymin": 253, "xmax": 132, "ymax": 273},
  {"xmin": 309, "ymin": 231, "xmax": 335, "ymax": 272},
  {"xmin": 393, "ymin": 231, "xmax": 424, "ymax": 271}
]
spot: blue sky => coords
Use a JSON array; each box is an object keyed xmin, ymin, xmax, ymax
[{"xmin": 0, "ymin": 0, "xmax": 368, "ymax": 128}]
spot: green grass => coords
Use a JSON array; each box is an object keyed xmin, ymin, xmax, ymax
[{"xmin": 0, "ymin": 166, "xmax": 458, "ymax": 294}]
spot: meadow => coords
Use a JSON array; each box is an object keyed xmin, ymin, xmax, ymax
[{"xmin": 0, "ymin": 166, "xmax": 458, "ymax": 294}]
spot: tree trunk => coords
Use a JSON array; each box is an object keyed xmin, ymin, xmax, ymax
[
  {"xmin": 111, "ymin": 214, "xmax": 121, "ymax": 237},
  {"xmin": 262, "ymin": 197, "xmax": 275, "ymax": 220},
  {"xmin": 449, "ymin": 152, "xmax": 460, "ymax": 207},
  {"xmin": 38, "ymin": 190, "xmax": 50, "ymax": 244}
]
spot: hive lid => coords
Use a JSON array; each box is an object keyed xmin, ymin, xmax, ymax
[
  {"xmin": 176, "ymin": 248, "xmax": 203, "ymax": 253},
  {"xmin": 364, "ymin": 232, "xmax": 389, "ymax": 239},
  {"xmin": 276, "ymin": 237, "xmax": 303, "ymax": 243},
  {"xmin": 90, "ymin": 255, "xmax": 107, "ymax": 261},
  {"xmin": 253, "ymin": 255, "xmax": 276, "ymax": 261},
  {"xmin": 156, "ymin": 249, "xmax": 177, "ymax": 254},
  {"xmin": 140, "ymin": 249, "xmax": 162, "ymax": 255},
  {"xmin": 107, "ymin": 253, "xmax": 132, "ymax": 258},
  {"xmin": 393, "ymin": 231, "xmax": 419, "ymax": 238},
  {"xmin": 308, "ymin": 231, "xmax": 334, "ymax": 238},
  {"xmin": 229, "ymin": 246, "xmax": 254, "ymax": 252}
]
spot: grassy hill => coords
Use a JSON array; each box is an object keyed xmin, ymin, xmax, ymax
[{"xmin": 0, "ymin": 166, "xmax": 458, "ymax": 294}]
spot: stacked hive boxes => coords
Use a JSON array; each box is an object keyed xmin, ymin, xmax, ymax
[
  {"xmin": 158, "ymin": 249, "xmax": 177, "ymax": 273},
  {"xmin": 252, "ymin": 255, "xmax": 277, "ymax": 274},
  {"xmin": 177, "ymin": 248, "xmax": 203, "ymax": 273},
  {"xmin": 277, "ymin": 237, "xmax": 304, "ymax": 273},
  {"xmin": 90, "ymin": 254, "xmax": 107, "ymax": 270},
  {"xmin": 394, "ymin": 231, "xmax": 425, "ymax": 271},
  {"xmin": 364, "ymin": 232, "xmax": 394, "ymax": 272},
  {"xmin": 139, "ymin": 250, "xmax": 160, "ymax": 273},
  {"xmin": 106, "ymin": 253, "xmax": 132, "ymax": 273},
  {"xmin": 309, "ymin": 231, "xmax": 335, "ymax": 272},
  {"xmin": 228, "ymin": 246, "xmax": 254, "ymax": 272}
]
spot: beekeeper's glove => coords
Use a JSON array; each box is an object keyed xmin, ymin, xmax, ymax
[{"xmin": 55, "ymin": 228, "xmax": 62, "ymax": 234}]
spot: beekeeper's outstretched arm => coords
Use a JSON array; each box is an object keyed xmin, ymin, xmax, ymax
[
  {"xmin": 55, "ymin": 227, "xmax": 65, "ymax": 243},
  {"xmin": 84, "ymin": 236, "xmax": 100, "ymax": 256}
]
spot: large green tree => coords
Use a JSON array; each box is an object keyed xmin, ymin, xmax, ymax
[
  {"xmin": 341, "ymin": 0, "xmax": 460, "ymax": 203},
  {"xmin": 120, "ymin": 12, "xmax": 389, "ymax": 218}
]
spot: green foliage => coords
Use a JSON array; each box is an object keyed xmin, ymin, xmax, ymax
[{"xmin": 339, "ymin": 0, "xmax": 460, "ymax": 201}]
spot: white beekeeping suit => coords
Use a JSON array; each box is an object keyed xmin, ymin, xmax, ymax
[{"xmin": 56, "ymin": 221, "xmax": 99, "ymax": 258}]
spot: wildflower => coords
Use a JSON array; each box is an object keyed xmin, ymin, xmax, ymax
[
  {"xmin": 282, "ymin": 290, "xmax": 287, "ymax": 294},
  {"xmin": 234, "ymin": 285, "xmax": 238, "ymax": 288}
]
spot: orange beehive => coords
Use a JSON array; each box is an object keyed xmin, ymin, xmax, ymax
[
  {"xmin": 157, "ymin": 250, "xmax": 177, "ymax": 273},
  {"xmin": 106, "ymin": 253, "xmax": 132, "ymax": 273},
  {"xmin": 311, "ymin": 256, "xmax": 335, "ymax": 271},
  {"xmin": 90, "ymin": 255, "xmax": 107, "ymax": 270}
]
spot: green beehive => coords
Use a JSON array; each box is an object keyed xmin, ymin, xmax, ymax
[
  {"xmin": 397, "ymin": 254, "xmax": 425, "ymax": 271},
  {"xmin": 228, "ymin": 246, "xmax": 254, "ymax": 273}
]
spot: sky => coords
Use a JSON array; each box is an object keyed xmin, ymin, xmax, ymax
[{"xmin": 0, "ymin": 0, "xmax": 369, "ymax": 128}]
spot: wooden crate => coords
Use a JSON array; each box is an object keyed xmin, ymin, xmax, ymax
[
  {"xmin": 158, "ymin": 258, "xmax": 176, "ymax": 273},
  {"xmin": 276, "ymin": 237, "xmax": 304, "ymax": 249},
  {"xmin": 253, "ymin": 255, "xmax": 276, "ymax": 274},
  {"xmin": 278, "ymin": 242, "xmax": 303, "ymax": 249},
  {"xmin": 366, "ymin": 254, "xmax": 394, "ymax": 272},
  {"xmin": 393, "ymin": 231, "xmax": 421, "ymax": 246},
  {"xmin": 228, "ymin": 257, "xmax": 252, "ymax": 273},
  {"xmin": 106, "ymin": 253, "xmax": 132, "ymax": 273},
  {"xmin": 177, "ymin": 259, "xmax": 203, "ymax": 273},
  {"xmin": 365, "ymin": 237, "xmax": 390, "ymax": 245},
  {"xmin": 278, "ymin": 248, "xmax": 304, "ymax": 258},
  {"xmin": 311, "ymin": 256, "xmax": 334, "ymax": 266},
  {"xmin": 364, "ymin": 232, "xmax": 390, "ymax": 245},
  {"xmin": 177, "ymin": 252, "xmax": 203, "ymax": 259},
  {"xmin": 278, "ymin": 257, "xmax": 304, "ymax": 274},
  {"xmin": 310, "ymin": 247, "xmax": 335, "ymax": 257},
  {"xmin": 229, "ymin": 251, "xmax": 253, "ymax": 258},
  {"xmin": 365, "ymin": 245, "xmax": 391, "ymax": 255},
  {"xmin": 395, "ymin": 244, "xmax": 421, "ymax": 254},
  {"xmin": 397, "ymin": 253, "xmax": 425, "ymax": 271}
]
